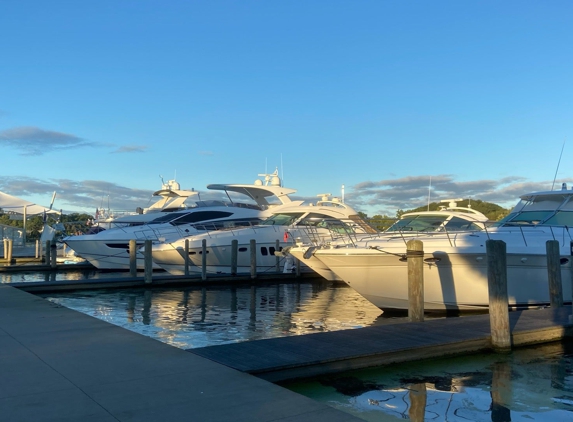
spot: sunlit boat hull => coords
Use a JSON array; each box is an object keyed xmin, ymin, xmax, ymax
[{"xmin": 312, "ymin": 229, "xmax": 573, "ymax": 312}]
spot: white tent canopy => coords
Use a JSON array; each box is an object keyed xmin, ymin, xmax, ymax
[{"xmin": 0, "ymin": 191, "xmax": 59, "ymax": 216}]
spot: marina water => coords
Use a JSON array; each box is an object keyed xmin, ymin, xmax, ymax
[{"xmin": 3, "ymin": 271, "xmax": 572, "ymax": 420}]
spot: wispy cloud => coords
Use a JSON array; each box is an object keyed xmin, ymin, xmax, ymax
[
  {"xmin": 112, "ymin": 145, "xmax": 148, "ymax": 153},
  {"xmin": 0, "ymin": 126, "xmax": 97, "ymax": 156},
  {"xmin": 347, "ymin": 175, "xmax": 573, "ymax": 217},
  {"xmin": 199, "ymin": 150, "xmax": 214, "ymax": 156},
  {"xmin": 2, "ymin": 174, "xmax": 573, "ymax": 218}
]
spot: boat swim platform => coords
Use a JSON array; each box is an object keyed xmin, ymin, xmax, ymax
[
  {"xmin": 0, "ymin": 285, "xmax": 362, "ymax": 422},
  {"xmin": 190, "ymin": 305, "xmax": 573, "ymax": 383}
]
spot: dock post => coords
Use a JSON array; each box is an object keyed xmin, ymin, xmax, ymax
[
  {"xmin": 6, "ymin": 239, "xmax": 13, "ymax": 264},
  {"xmin": 184, "ymin": 239, "xmax": 190, "ymax": 277},
  {"xmin": 3, "ymin": 239, "xmax": 7, "ymax": 259},
  {"xmin": 129, "ymin": 239, "xmax": 137, "ymax": 277},
  {"xmin": 201, "ymin": 239, "xmax": 207, "ymax": 281},
  {"xmin": 35, "ymin": 239, "xmax": 40, "ymax": 259},
  {"xmin": 50, "ymin": 242, "xmax": 57, "ymax": 268},
  {"xmin": 231, "ymin": 239, "xmax": 238, "ymax": 275},
  {"xmin": 250, "ymin": 239, "xmax": 256, "ymax": 279},
  {"xmin": 144, "ymin": 240, "xmax": 153, "ymax": 284},
  {"xmin": 486, "ymin": 239, "xmax": 511, "ymax": 351},
  {"xmin": 275, "ymin": 239, "xmax": 280, "ymax": 273},
  {"xmin": 296, "ymin": 257, "xmax": 300, "ymax": 277},
  {"xmin": 45, "ymin": 240, "xmax": 51, "ymax": 264},
  {"xmin": 546, "ymin": 240, "xmax": 564, "ymax": 307},
  {"xmin": 407, "ymin": 239, "xmax": 424, "ymax": 322}
]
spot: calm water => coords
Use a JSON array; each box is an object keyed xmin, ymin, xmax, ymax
[
  {"xmin": 8, "ymin": 270, "xmax": 573, "ymax": 419},
  {"xmin": 38, "ymin": 281, "xmax": 390, "ymax": 349},
  {"xmin": 282, "ymin": 340, "xmax": 573, "ymax": 421}
]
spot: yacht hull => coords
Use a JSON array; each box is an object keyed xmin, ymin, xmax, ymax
[{"xmin": 313, "ymin": 234, "xmax": 573, "ymax": 311}]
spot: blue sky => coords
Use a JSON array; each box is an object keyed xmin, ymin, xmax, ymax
[{"xmin": 1, "ymin": 1, "xmax": 572, "ymax": 217}]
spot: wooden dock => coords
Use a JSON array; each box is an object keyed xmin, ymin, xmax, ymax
[{"xmin": 190, "ymin": 305, "xmax": 573, "ymax": 382}]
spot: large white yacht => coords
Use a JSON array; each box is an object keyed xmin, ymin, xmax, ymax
[
  {"xmin": 63, "ymin": 170, "xmax": 295, "ymax": 270},
  {"xmin": 287, "ymin": 199, "xmax": 491, "ymax": 282},
  {"xmin": 299, "ymin": 187, "xmax": 573, "ymax": 312},
  {"xmin": 150, "ymin": 193, "xmax": 377, "ymax": 276}
]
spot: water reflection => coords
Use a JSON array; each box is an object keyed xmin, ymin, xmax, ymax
[
  {"xmin": 1, "ymin": 269, "xmax": 130, "ymax": 284},
  {"xmin": 283, "ymin": 340, "xmax": 573, "ymax": 421},
  {"xmin": 39, "ymin": 282, "xmax": 385, "ymax": 349}
]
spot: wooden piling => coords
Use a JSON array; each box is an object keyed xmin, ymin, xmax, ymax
[
  {"xmin": 250, "ymin": 239, "xmax": 256, "ymax": 279},
  {"xmin": 35, "ymin": 240, "xmax": 40, "ymax": 259},
  {"xmin": 50, "ymin": 242, "xmax": 57, "ymax": 268},
  {"xmin": 546, "ymin": 240, "xmax": 564, "ymax": 307},
  {"xmin": 407, "ymin": 239, "xmax": 424, "ymax": 322},
  {"xmin": 45, "ymin": 240, "xmax": 51, "ymax": 264},
  {"xmin": 129, "ymin": 239, "xmax": 137, "ymax": 277},
  {"xmin": 184, "ymin": 239, "xmax": 190, "ymax": 277},
  {"xmin": 143, "ymin": 240, "xmax": 152, "ymax": 284},
  {"xmin": 201, "ymin": 239, "xmax": 207, "ymax": 281},
  {"xmin": 6, "ymin": 239, "xmax": 13, "ymax": 263},
  {"xmin": 231, "ymin": 239, "xmax": 238, "ymax": 275},
  {"xmin": 486, "ymin": 239, "xmax": 511, "ymax": 351}
]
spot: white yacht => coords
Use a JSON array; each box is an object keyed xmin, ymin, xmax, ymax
[
  {"xmin": 63, "ymin": 170, "xmax": 295, "ymax": 270},
  {"xmin": 287, "ymin": 199, "xmax": 492, "ymax": 282},
  {"xmin": 150, "ymin": 194, "xmax": 377, "ymax": 276},
  {"xmin": 300, "ymin": 187, "xmax": 573, "ymax": 312}
]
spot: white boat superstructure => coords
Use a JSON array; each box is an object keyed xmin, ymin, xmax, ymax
[
  {"xmin": 301, "ymin": 188, "xmax": 573, "ymax": 312},
  {"xmin": 150, "ymin": 193, "xmax": 377, "ymax": 276},
  {"xmin": 288, "ymin": 199, "xmax": 492, "ymax": 282},
  {"xmin": 88, "ymin": 178, "xmax": 198, "ymax": 232},
  {"xmin": 63, "ymin": 170, "xmax": 295, "ymax": 270}
]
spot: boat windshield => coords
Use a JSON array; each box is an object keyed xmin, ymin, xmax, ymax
[
  {"xmin": 386, "ymin": 215, "xmax": 448, "ymax": 232},
  {"xmin": 497, "ymin": 210, "xmax": 573, "ymax": 227},
  {"xmin": 260, "ymin": 213, "xmax": 304, "ymax": 226},
  {"xmin": 386, "ymin": 215, "xmax": 484, "ymax": 232}
]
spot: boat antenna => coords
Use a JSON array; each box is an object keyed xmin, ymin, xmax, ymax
[
  {"xmin": 280, "ymin": 153, "xmax": 284, "ymax": 187},
  {"xmin": 551, "ymin": 141, "xmax": 565, "ymax": 190},
  {"xmin": 341, "ymin": 184, "xmax": 345, "ymax": 203},
  {"xmin": 427, "ymin": 176, "xmax": 432, "ymax": 211}
]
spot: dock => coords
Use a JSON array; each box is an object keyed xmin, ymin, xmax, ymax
[
  {"xmin": 1, "ymin": 280, "xmax": 572, "ymax": 421},
  {"xmin": 191, "ymin": 305, "xmax": 573, "ymax": 382},
  {"xmin": 0, "ymin": 285, "xmax": 362, "ymax": 422}
]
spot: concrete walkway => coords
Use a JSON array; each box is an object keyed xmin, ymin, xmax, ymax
[{"xmin": 0, "ymin": 285, "xmax": 361, "ymax": 422}]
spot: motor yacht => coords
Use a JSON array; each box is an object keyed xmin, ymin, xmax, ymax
[
  {"xmin": 63, "ymin": 170, "xmax": 295, "ymax": 270},
  {"xmin": 150, "ymin": 193, "xmax": 377, "ymax": 276},
  {"xmin": 299, "ymin": 188, "xmax": 573, "ymax": 312},
  {"xmin": 286, "ymin": 199, "xmax": 491, "ymax": 282}
]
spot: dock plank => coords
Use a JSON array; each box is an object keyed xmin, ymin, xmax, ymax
[{"xmin": 190, "ymin": 306, "xmax": 573, "ymax": 382}]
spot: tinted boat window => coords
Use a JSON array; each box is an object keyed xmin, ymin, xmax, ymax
[{"xmin": 170, "ymin": 211, "xmax": 235, "ymax": 226}]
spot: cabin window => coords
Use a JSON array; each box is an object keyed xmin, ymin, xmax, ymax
[
  {"xmin": 261, "ymin": 247, "xmax": 268, "ymax": 256},
  {"xmin": 170, "ymin": 211, "xmax": 234, "ymax": 226},
  {"xmin": 238, "ymin": 247, "xmax": 248, "ymax": 252}
]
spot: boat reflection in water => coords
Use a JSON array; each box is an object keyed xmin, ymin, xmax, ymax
[
  {"xmin": 283, "ymin": 340, "xmax": 573, "ymax": 421},
  {"xmin": 40, "ymin": 281, "xmax": 385, "ymax": 349}
]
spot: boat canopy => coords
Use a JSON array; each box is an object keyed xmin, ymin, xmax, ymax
[{"xmin": 0, "ymin": 191, "xmax": 59, "ymax": 216}]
